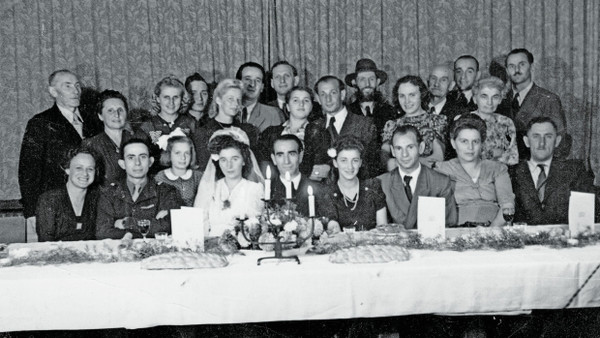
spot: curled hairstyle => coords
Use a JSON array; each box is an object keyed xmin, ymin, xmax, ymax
[
  {"xmin": 209, "ymin": 78, "xmax": 243, "ymax": 118},
  {"xmin": 97, "ymin": 89, "xmax": 129, "ymax": 117},
  {"xmin": 285, "ymin": 86, "xmax": 315, "ymax": 104},
  {"xmin": 61, "ymin": 146, "xmax": 101, "ymax": 182},
  {"xmin": 391, "ymin": 124, "xmax": 423, "ymax": 145},
  {"xmin": 152, "ymin": 75, "xmax": 187, "ymax": 115},
  {"xmin": 472, "ymin": 76, "xmax": 507, "ymax": 98},
  {"xmin": 451, "ymin": 114, "xmax": 487, "ymax": 143},
  {"xmin": 392, "ymin": 75, "xmax": 430, "ymax": 112},
  {"xmin": 184, "ymin": 72, "xmax": 212, "ymax": 113},
  {"xmin": 159, "ymin": 136, "xmax": 199, "ymax": 169},
  {"xmin": 334, "ymin": 135, "xmax": 365, "ymax": 159},
  {"xmin": 208, "ymin": 135, "xmax": 253, "ymax": 179}
]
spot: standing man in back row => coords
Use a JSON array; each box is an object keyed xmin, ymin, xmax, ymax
[
  {"xmin": 447, "ymin": 55, "xmax": 480, "ymax": 113},
  {"xmin": 19, "ymin": 70, "xmax": 94, "ymax": 240}
]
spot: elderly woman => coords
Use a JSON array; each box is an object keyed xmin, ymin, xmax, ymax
[
  {"xmin": 320, "ymin": 135, "xmax": 387, "ymax": 232},
  {"xmin": 192, "ymin": 78, "xmax": 260, "ymax": 170},
  {"xmin": 435, "ymin": 115, "xmax": 515, "ymax": 227},
  {"xmin": 194, "ymin": 128, "xmax": 264, "ymax": 237},
  {"xmin": 258, "ymin": 86, "xmax": 331, "ymax": 177},
  {"xmin": 470, "ymin": 76, "xmax": 518, "ymax": 165},
  {"xmin": 184, "ymin": 72, "xmax": 211, "ymax": 128},
  {"xmin": 82, "ymin": 90, "xmax": 145, "ymax": 185},
  {"xmin": 382, "ymin": 75, "xmax": 447, "ymax": 169},
  {"xmin": 36, "ymin": 147, "xmax": 100, "ymax": 242}
]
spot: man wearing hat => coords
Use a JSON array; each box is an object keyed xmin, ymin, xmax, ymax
[{"xmin": 345, "ymin": 58, "xmax": 396, "ymax": 137}]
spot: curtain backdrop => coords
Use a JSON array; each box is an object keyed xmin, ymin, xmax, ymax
[{"xmin": 1, "ymin": 0, "xmax": 599, "ymax": 200}]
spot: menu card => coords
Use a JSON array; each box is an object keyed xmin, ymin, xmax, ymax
[
  {"xmin": 418, "ymin": 196, "xmax": 446, "ymax": 239},
  {"xmin": 569, "ymin": 192, "xmax": 596, "ymax": 236},
  {"xmin": 171, "ymin": 207, "xmax": 205, "ymax": 251}
]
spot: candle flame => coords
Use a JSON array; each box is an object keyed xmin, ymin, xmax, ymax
[
  {"xmin": 266, "ymin": 166, "xmax": 271, "ymax": 179},
  {"xmin": 307, "ymin": 185, "xmax": 313, "ymax": 195}
]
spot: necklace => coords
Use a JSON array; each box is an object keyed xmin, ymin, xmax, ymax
[
  {"xmin": 220, "ymin": 182, "xmax": 233, "ymax": 210},
  {"xmin": 337, "ymin": 182, "xmax": 359, "ymax": 211}
]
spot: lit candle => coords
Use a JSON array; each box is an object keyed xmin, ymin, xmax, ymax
[
  {"xmin": 264, "ymin": 166, "xmax": 271, "ymax": 200},
  {"xmin": 307, "ymin": 185, "xmax": 315, "ymax": 217},
  {"xmin": 285, "ymin": 171, "xmax": 292, "ymax": 199}
]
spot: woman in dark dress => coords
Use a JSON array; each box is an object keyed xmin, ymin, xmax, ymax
[
  {"xmin": 193, "ymin": 79, "xmax": 259, "ymax": 170},
  {"xmin": 320, "ymin": 135, "xmax": 387, "ymax": 232},
  {"xmin": 36, "ymin": 147, "xmax": 100, "ymax": 242},
  {"xmin": 258, "ymin": 86, "xmax": 330, "ymax": 177}
]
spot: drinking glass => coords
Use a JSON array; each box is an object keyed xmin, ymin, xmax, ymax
[
  {"xmin": 137, "ymin": 219, "xmax": 151, "ymax": 241},
  {"xmin": 502, "ymin": 208, "xmax": 515, "ymax": 227}
]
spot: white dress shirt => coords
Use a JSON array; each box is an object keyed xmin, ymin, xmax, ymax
[
  {"xmin": 398, "ymin": 164, "xmax": 422, "ymax": 194},
  {"xmin": 326, "ymin": 106, "xmax": 348, "ymax": 134}
]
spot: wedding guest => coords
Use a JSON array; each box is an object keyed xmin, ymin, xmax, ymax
[
  {"xmin": 193, "ymin": 79, "xmax": 260, "ymax": 171},
  {"xmin": 96, "ymin": 139, "xmax": 182, "ymax": 239},
  {"xmin": 269, "ymin": 134, "xmax": 325, "ymax": 217},
  {"xmin": 259, "ymin": 86, "xmax": 330, "ymax": 178},
  {"xmin": 19, "ymin": 70, "xmax": 94, "ymax": 238},
  {"xmin": 470, "ymin": 76, "xmax": 519, "ymax": 165},
  {"xmin": 320, "ymin": 135, "xmax": 387, "ymax": 232},
  {"xmin": 154, "ymin": 135, "xmax": 202, "ymax": 207},
  {"xmin": 447, "ymin": 55, "xmax": 480, "ymax": 112},
  {"xmin": 268, "ymin": 61, "xmax": 299, "ymax": 116},
  {"xmin": 184, "ymin": 72, "xmax": 211, "ymax": 128},
  {"xmin": 36, "ymin": 148, "xmax": 100, "ymax": 242},
  {"xmin": 510, "ymin": 117, "xmax": 598, "ymax": 225},
  {"xmin": 382, "ymin": 75, "xmax": 447, "ymax": 169},
  {"xmin": 378, "ymin": 125, "xmax": 457, "ymax": 228},
  {"xmin": 435, "ymin": 115, "xmax": 515, "ymax": 227},
  {"xmin": 194, "ymin": 128, "xmax": 264, "ymax": 237},
  {"xmin": 82, "ymin": 90, "xmax": 145, "ymax": 185}
]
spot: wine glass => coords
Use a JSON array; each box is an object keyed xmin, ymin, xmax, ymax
[
  {"xmin": 137, "ymin": 219, "xmax": 151, "ymax": 242},
  {"xmin": 502, "ymin": 207, "xmax": 515, "ymax": 227}
]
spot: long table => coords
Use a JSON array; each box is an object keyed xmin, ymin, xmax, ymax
[{"xmin": 1, "ymin": 229, "xmax": 600, "ymax": 331}]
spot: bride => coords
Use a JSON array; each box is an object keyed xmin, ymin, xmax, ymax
[{"xmin": 194, "ymin": 127, "xmax": 264, "ymax": 237}]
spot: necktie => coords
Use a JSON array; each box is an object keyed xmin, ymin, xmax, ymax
[
  {"xmin": 72, "ymin": 112, "xmax": 84, "ymax": 138},
  {"xmin": 241, "ymin": 107, "xmax": 249, "ymax": 124},
  {"xmin": 429, "ymin": 106, "xmax": 436, "ymax": 114},
  {"xmin": 403, "ymin": 175, "xmax": 413, "ymax": 203},
  {"xmin": 511, "ymin": 93, "xmax": 520, "ymax": 112},
  {"xmin": 365, "ymin": 105, "xmax": 372, "ymax": 117},
  {"xmin": 457, "ymin": 92, "xmax": 466, "ymax": 106},
  {"xmin": 132, "ymin": 185, "xmax": 142, "ymax": 202},
  {"xmin": 328, "ymin": 116, "xmax": 338, "ymax": 139},
  {"xmin": 536, "ymin": 164, "xmax": 547, "ymax": 201}
]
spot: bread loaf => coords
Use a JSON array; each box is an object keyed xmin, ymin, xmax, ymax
[
  {"xmin": 141, "ymin": 251, "xmax": 229, "ymax": 269},
  {"xmin": 329, "ymin": 245, "xmax": 410, "ymax": 264}
]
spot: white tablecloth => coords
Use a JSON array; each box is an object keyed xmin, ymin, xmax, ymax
[{"xmin": 1, "ymin": 240, "xmax": 600, "ymax": 331}]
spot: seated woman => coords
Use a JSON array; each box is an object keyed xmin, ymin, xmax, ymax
[
  {"xmin": 154, "ymin": 135, "xmax": 202, "ymax": 207},
  {"xmin": 193, "ymin": 79, "xmax": 259, "ymax": 170},
  {"xmin": 184, "ymin": 72, "xmax": 211, "ymax": 128},
  {"xmin": 435, "ymin": 115, "xmax": 515, "ymax": 227},
  {"xmin": 382, "ymin": 75, "xmax": 447, "ymax": 169},
  {"xmin": 470, "ymin": 76, "xmax": 518, "ymax": 165},
  {"xmin": 258, "ymin": 86, "xmax": 330, "ymax": 178},
  {"xmin": 36, "ymin": 148, "xmax": 100, "ymax": 242},
  {"xmin": 194, "ymin": 128, "xmax": 264, "ymax": 237},
  {"xmin": 83, "ymin": 90, "xmax": 145, "ymax": 185},
  {"xmin": 320, "ymin": 135, "xmax": 387, "ymax": 232}
]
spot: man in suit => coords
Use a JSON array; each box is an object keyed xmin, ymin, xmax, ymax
[
  {"xmin": 19, "ymin": 70, "xmax": 95, "ymax": 240},
  {"xmin": 345, "ymin": 58, "xmax": 396, "ymax": 136},
  {"xmin": 268, "ymin": 61, "xmax": 299, "ymax": 117},
  {"xmin": 427, "ymin": 62, "xmax": 468, "ymax": 159},
  {"xmin": 498, "ymin": 48, "xmax": 569, "ymax": 159},
  {"xmin": 96, "ymin": 139, "xmax": 182, "ymax": 239},
  {"xmin": 378, "ymin": 125, "xmax": 457, "ymax": 229},
  {"xmin": 236, "ymin": 62, "xmax": 285, "ymax": 133},
  {"xmin": 446, "ymin": 55, "xmax": 480, "ymax": 112},
  {"xmin": 313, "ymin": 75, "xmax": 380, "ymax": 178},
  {"xmin": 269, "ymin": 134, "xmax": 324, "ymax": 217},
  {"xmin": 509, "ymin": 117, "xmax": 597, "ymax": 225}
]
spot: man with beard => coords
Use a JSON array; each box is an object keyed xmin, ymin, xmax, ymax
[
  {"xmin": 313, "ymin": 75, "xmax": 380, "ymax": 177},
  {"xmin": 236, "ymin": 62, "xmax": 285, "ymax": 133},
  {"xmin": 345, "ymin": 58, "xmax": 396, "ymax": 136},
  {"xmin": 19, "ymin": 70, "xmax": 95, "ymax": 241},
  {"xmin": 447, "ymin": 55, "xmax": 480, "ymax": 112},
  {"xmin": 497, "ymin": 48, "xmax": 569, "ymax": 159}
]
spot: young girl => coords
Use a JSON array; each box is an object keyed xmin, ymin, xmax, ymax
[{"xmin": 154, "ymin": 135, "xmax": 203, "ymax": 206}]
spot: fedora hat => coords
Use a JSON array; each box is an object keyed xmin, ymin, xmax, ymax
[{"xmin": 345, "ymin": 58, "xmax": 388, "ymax": 87}]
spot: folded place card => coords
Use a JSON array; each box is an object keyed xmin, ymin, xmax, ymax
[
  {"xmin": 569, "ymin": 191, "xmax": 595, "ymax": 236},
  {"xmin": 171, "ymin": 207, "xmax": 205, "ymax": 251},
  {"xmin": 418, "ymin": 196, "xmax": 446, "ymax": 239}
]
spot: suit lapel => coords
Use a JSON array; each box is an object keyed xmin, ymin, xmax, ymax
[
  {"xmin": 339, "ymin": 110, "xmax": 353, "ymax": 135},
  {"xmin": 248, "ymin": 104, "xmax": 266, "ymax": 127},
  {"xmin": 543, "ymin": 160, "xmax": 562, "ymax": 201},
  {"xmin": 47, "ymin": 105, "xmax": 82, "ymax": 142},
  {"xmin": 516, "ymin": 162, "xmax": 540, "ymax": 203},
  {"xmin": 390, "ymin": 170, "xmax": 411, "ymax": 217}
]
